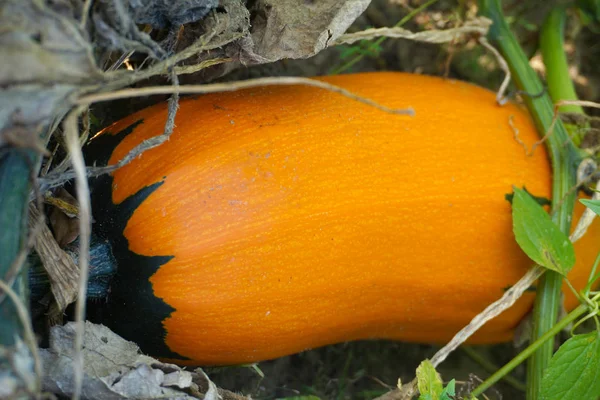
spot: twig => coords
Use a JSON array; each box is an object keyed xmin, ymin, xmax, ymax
[
  {"xmin": 374, "ymin": 266, "xmax": 545, "ymax": 400},
  {"xmin": 570, "ymin": 181, "xmax": 600, "ymax": 243},
  {"xmin": 429, "ymin": 266, "xmax": 545, "ymax": 367},
  {"xmin": 62, "ymin": 106, "xmax": 91, "ymax": 400},
  {"xmin": 99, "ymin": 28, "xmax": 243, "ymax": 92},
  {"xmin": 479, "ymin": 37, "xmax": 511, "ymax": 105},
  {"xmin": 509, "ymin": 115, "xmax": 529, "ymax": 155},
  {"xmin": 329, "ymin": 0, "xmax": 440, "ymax": 75},
  {"xmin": 379, "ymin": 182, "xmax": 598, "ymax": 400},
  {"xmin": 37, "ymin": 77, "xmax": 414, "ymax": 193},
  {"xmin": 75, "ymin": 77, "xmax": 416, "ymax": 115},
  {"xmin": 333, "ymin": 16, "xmax": 492, "ymax": 45},
  {"xmin": 0, "ymin": 279, "xmax": 42, "ymax": 394},
  {"xmin": 174, "ymin": 57, "xmax": 232, "ymax": 76},
  {"xmin": 529, "ymin": 106, "xmax": 560, "ymax": 156},
  {"xmin": 80, "ymin": 0, "xmax": 92, "ymax": 29},
  {"xmin": 558, "ymin": 99, "xmax": 600, "ymax": 110}
]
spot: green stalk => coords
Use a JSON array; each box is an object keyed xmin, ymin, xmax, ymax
[
  {"xmin": 540, "ymin": 6, "xmax": 586, "ymax": 147},
  {"xmin": 540, "ymin": 7, "xmax": 584, "ymax": 115},
  {"xmin": 471, "ymin": 300, "xmax": 591, "ymax": 397},
  {"xmin": 0, "ymin": 150, "xmax": 36, "ymax": 345},
  {"xmin": 462, "ymin": 347, "xmax": 526, "ymax": 392},
  {"xmin": 478, "ymin": 1, "xmax": 579, "ymax": 399}
]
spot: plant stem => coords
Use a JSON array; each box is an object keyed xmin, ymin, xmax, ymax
[
  {"xmin": 471, "ymin": 301, "xmax": 589, "ymax": 397},
  {"xmin": 478, "ymin": 1, "xmax": 579, "ymax": 399},
  {"xmin": 540, "ymin": 7, "xmax": 584, "ymax": 115},
  {"xmin": 540, "ymin": 6, "xmax": 586, "ymax": 147},
  {"xmin": 462, "ymin": 347, "xmax": 526, "ymax": 392},
  {"xmin": 0, "ymin": 150, "xmax": 36, "ymax": 345}
]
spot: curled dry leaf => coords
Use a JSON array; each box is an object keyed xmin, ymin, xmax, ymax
[
  {"xmin": 28, "ymin": 205, "xmax": 79, "ymax": 313},
  {"xmin": 249, "ymin": 0, "xmax": 371, "ymax": 61},
  {"xmin": 40, "ymin": 322, "xmax": 249, "ymax": 400}
]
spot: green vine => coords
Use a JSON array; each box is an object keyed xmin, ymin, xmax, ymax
[{"xmin": 477, "ymin": 1, "xmax": 582, "ymax": 399}]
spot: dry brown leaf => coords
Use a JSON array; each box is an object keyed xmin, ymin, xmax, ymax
[
  {"xmin": 249, "ymin": 0, "xmax": 371, "ymax": 61},
  {"xmin": 29, "ymin": 205, "xmax": 79, "ymax": 312},
  {"xmin": 40, "ymin": 322, "xmax": 250, "ymax": 400}
]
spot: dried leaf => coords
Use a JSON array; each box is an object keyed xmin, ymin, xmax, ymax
[
  {"xmin": 0, "ymin": 1, "xmax": 100, "ymax": 86},
  {"xmin": 29, "ymin": 205, "xmax": 79, "ymax": 312},
  {"xmin": 40, "ymin": 322, "xmax": 249, "ymax": 400},
  {"xmin": 249, "ymin": 0, "xmax": 371, "ymax": 61},
  {"xmin": 0, "ymin": 0, "xmax": 99, "ymax": 145}
]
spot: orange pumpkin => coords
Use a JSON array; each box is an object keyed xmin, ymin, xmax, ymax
[{"xmin": 86, "ymin": 72, "xmax": 600, "ymax": 365}]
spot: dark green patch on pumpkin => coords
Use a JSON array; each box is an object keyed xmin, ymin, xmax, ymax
[{"xmin": 85, "ymin": 120, "xmax": 188, "ymax": 361}]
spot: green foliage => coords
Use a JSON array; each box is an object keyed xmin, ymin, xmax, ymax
[
  {"xmin": 505, "ymin": 186, "xmax": 552, "ymax": 206},
  {"xmin": 416, "ymin": 360, "xmax": 457, "ymax": 400},
  {"xmin": 338, "ymin": 39, "xmax": 383, "ymax": 60},
  {"xmin": 580, "ymin": 199, "xmax": 600, "ymax": 216},
  {"xmin": 541, "ymin": 331, "xmax": 600, "ymax": 400},
  {"xmin": 511, "ymin": 187, "xmax": 576, "ymax": 275},
  {"xmin": 439, "ymin": 380, "xmax": 456, "ymax": 399},
  {"xmin": 577, "ymin": 0, "xmax": 600, "ymax": 26},
  {"xmin": 417, "ymin": 360, "xmax": 444, "ymax": 399}
]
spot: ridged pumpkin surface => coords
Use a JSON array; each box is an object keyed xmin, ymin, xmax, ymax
[{"xmin": 91, "ymin": 72, "xmax": 600, "ymax": 365}]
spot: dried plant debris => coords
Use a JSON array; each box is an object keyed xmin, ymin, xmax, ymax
[
  {"xmin": 248, "ymin": 0, "xmax": 371, "ymax": 61},
  {"xmin": 40, "ymin": 322, "xmax": 249, "ymax": 400},
  {"xmin": 0, "ymin": 0, "xmax": 100, "ymax": 143},
  {"xmin": 171, "ymin": 0, "xmax": 372, "ymax": 77},
  {"xmin": 29, "ymin": 204, "xmax": 79, "ymax": 313},
  {"xmin": 128, "ymin": 0, "xmax": 218, "ymax": 28},
  {"xmin": 0, "ymin": 0, "xmax": 371, "ymax": 136},
  {"xmin": 334, "ymin": 16, "xmax": 492, "ymax": 46},
  {"xmin": 0, "ymin": 339, "xmax": 39, "ymax": 398},
  {"xmin": 0, "ymin": 1, "xmax": 99, "ymax": 86},
  {"xmin": 93, "ymin": 0, "xmax": 218, "ymax": 57}
]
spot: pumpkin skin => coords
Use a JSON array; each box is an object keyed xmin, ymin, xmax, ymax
[{"xmin": 87, "ymin": 72, "xmax": 600, "ymax": 366}]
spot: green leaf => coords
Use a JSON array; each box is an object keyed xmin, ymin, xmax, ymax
[
  {"xmin": 541, "ymin": 331, "xmax": 600, "ymax": 400},
  {"xmin": 577, "ymin": 0, "xmax": 600, "ymax": 25},
  {"xmin": 505, "ymin": 186, "xmax": 551, "ymax": 207},
  {"xmin": 440, "ymin": 379, "xmax": 455, "ymax": 400},
  {"xmin": 580, "ymin": 199, "xmax": 600, "ymax": 216},
  {"xmin": 417, "ymin": 360, "xmax": 444, "ymax": 400},
  {"xmin": 512, "ymin": 187, "xmax": 576, "ymax": 275}
]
